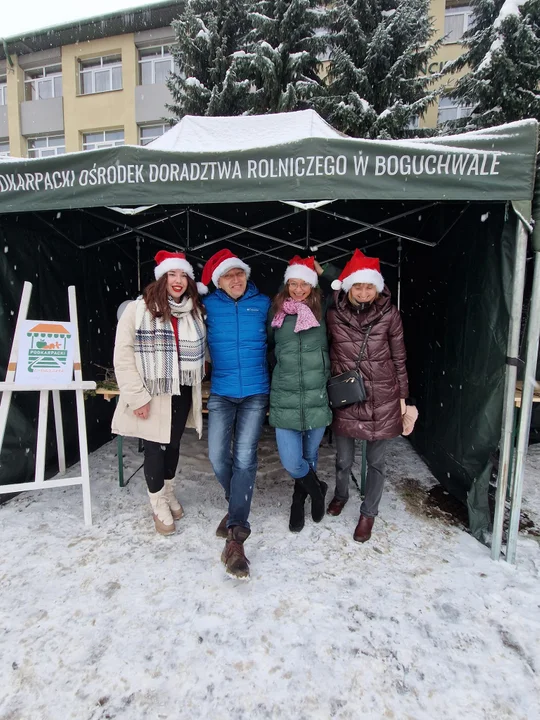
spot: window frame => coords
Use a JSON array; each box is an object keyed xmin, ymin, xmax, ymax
[
  {"xmin": 27, "ymin": 134, "xmax": 66, "ymax": 158},
  {"xmin": 24, "ymin": 64, "xmax": 63, "ymax": 101},
  {"xmin": 79, "ymin": 55, "xmax": 123, "ymax": 96},
  {"xmin": 139, "ymin": 123, "xmax": 168, "ymax": 145},
  {"xmin": 82, "ymin": 128, "xmax": 125, "ymax": 151},
  {"xmin": 437, "ymin": 97, "xmax": 474, "ymax": 124},
  {"xmin": 138, "ymin": 45, "xmax": 174, "ymax": 85},
  {"xmin": 0, "ymin": 78, "xmax": 7, "ymax": 106},
  {"xmin": 0, "ymin": 139, "xmax": 9, "ymax": 157},
  {"xmin": 443, "ymin": 6, "xmax": 474, "ymax": 44}
]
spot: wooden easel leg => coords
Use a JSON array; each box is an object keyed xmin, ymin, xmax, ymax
[
  {"xmin": 35, "ymin": 391, "xmax": 49, "ymax": 484},
  {"xmin": 52, "ymin": 390, "xmax": 66, "ymax": 475}
]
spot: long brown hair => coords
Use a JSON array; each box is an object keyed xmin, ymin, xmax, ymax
[
  {"xmin": 143, "ymin": 274, "xmax": 204, "ymax": 321},
  {"xmin": 272, "ymin": 282, "xmax": 323, "ymax": 321}
]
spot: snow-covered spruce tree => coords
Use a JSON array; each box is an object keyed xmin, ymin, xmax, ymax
[
  {"xmin": 167, "ymin": 0, "xmax": 251, "ymax": 118},
  {"xmin": 441, "ymin": 0, "xmax": 540, "ymax": 131},
  {"xmin": 231, "ymin": 0, "xmax": 329, "ymax": 113},
  {"xmin": 316, "ymin": 0, "xmax": 442, "ymax": 138}
]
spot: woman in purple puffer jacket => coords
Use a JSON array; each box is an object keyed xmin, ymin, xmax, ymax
[{"xmin": 326, "ymin": 249, "xmax": 409, "ymax": 543}]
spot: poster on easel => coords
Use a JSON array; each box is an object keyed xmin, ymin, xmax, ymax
[{"xmin": 15, "ymin": 320, "xmax": 75, "ymax": 385}]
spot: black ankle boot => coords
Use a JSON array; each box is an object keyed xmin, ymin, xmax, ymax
[
  {"xmin": 299, "ymin": 469, "xmax": 328, "ymax": 523},
  {"xmin": 289, "ymin": 480, "xmax": 308, "ymax": 533}
]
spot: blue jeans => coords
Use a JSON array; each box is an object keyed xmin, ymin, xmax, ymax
[
  {"xmin": 275, "ymin": 427, "xmax": 327, "ymax": 480},
  {"xmin": 207, "ymin": 393, "xmax": 268, "ymax": 530}
]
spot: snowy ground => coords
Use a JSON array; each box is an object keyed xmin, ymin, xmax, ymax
[{"xmin": 1, "ymin": 428, "xmax": 539, "ymax": 720}]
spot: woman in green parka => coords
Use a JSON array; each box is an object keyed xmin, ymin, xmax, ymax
[{"xmin": 269, "ymin": 256, "xmax": 332, "ymax": 533}]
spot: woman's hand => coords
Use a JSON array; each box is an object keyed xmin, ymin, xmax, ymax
[
  {"xmin": 314, "ymin": 259, "xmax": 324, "ymax": 276},
  {"xmin": 133, "ymin": 402, "xmax": 150, "ymax": 420}
]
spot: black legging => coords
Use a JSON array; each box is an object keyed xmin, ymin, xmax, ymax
[{"xmin": 144, "ymin": 387, "xmax": 192, "ymax": 493}]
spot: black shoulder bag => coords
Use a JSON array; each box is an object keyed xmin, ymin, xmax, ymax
[{"xmin": 327, "ymin": 323, "xmax": 374, "ymax": 409}]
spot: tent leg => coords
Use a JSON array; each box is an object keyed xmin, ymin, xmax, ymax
[
  {"xmin": 491, "ymin": 220, "xmax": 528, "ymax": 560},
  {"xmin": 505, "ymin": 250, "xmax": 540, "ymax": 564}
]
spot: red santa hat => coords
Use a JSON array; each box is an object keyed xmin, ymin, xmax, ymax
[
  {"xmin": 199, "ymin": 248, "xmax": 251, "ymax": 295},
  {"xmin": 154, "ymin": 250, "xmax": 206, "ymax": 294},
  {"xmin": 331, "ymin": 249, "xmax": 384, "ymax": 293},
  {"xmin": 283, "ymin": 255, "xmax": 318, "ymax": 287}
]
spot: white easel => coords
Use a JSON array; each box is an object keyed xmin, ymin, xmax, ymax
[{"xmin": 0, "ymin": 282, "xmax": 96, "ymax": 525}]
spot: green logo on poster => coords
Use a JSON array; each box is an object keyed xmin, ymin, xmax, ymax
[{"xmin": 26, "ymin": 323, "xmax": 72, "ymax": 373}]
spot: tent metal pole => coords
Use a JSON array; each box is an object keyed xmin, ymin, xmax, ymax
[
  {"xmin": 491, "ymin": 220, "xmax": 529, "ymax": 561},
  {"xmin": 305, "ymin": 210, "xmax": 311, "ymax": 251},
  {"xmin": 136, "ymin": 237, "xmax": 141, "ymax": 293},
  {"xmin": 397, "ymin": 238, "xmax": 402, "ymax": 311},
  {"xmin": 506, "ymin": 250, "xmax": 540, "ymax": 564}
]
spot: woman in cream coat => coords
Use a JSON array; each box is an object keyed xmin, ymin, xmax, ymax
[{"xmin": 112, "ymin": 250, "xmax": 206, "ymax": 535}]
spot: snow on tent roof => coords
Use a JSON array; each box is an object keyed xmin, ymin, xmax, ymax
[{"xmin": 147, "ymin": 109, "xmax": 345, "ymax": 152}]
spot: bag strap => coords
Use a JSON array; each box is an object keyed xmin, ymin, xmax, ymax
[{"xmin": 355, "ymin": 323, "xmax": 374, "ymax": 371}]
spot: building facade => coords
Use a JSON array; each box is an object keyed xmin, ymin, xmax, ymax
[{"xmin": 0, "ymin": 0, "xmax": 473, "ymax": 159}]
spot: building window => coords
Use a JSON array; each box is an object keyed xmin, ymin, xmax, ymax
[
  {"xmin": 0, "ymin": 140, "xmax": 9, "ymax": 157},
  {"xmin": 437, "ymin": 97, "xmax": 474, "ymax": 124},
  {"xmin": 139, "ymin": 123, "xmax": 168, "ymax": 145},
  {"xmin": 0, "ymin": 78, "xmax": 7, "ymax": 106},
  {"xmin": 82, "ymin": 129, "xmax": 125, "ymax": 151},
  {"xmin": 24, "ymin": 65, "xmax": 62, "ymax": 101},
  {"xmin": 444, "ymin": 6, "xmax": 474, "ymax": 43},
  {"xmin": 138, "ymin": 46, "xmax": 173, "ymax": 85},
  {"xmin": 79, "ymin": 55, "xmax": 122, "ymax": 95},
  {"xmin": 27, "ymin": 135, "xmax": 66, "ymax": 158}
]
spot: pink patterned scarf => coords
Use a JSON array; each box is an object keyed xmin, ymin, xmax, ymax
[{"xmin": 271, "ymin": 298, "xmax": 320, "ymax": 333}]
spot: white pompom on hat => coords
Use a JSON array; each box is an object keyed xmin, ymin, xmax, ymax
[
  {"xmin": 199, "ymin": 248, "xmax": 251, "ymax": 295},
  {"xmin": 331, "ymin": 248, "xmax": 384, "ymax": 293},
  {"xmin": 283, "ymin": 255, "xmax": 318, "ymax": 287}
]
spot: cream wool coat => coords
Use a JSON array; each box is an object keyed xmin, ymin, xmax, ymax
[{"xmin": 111, "ymin": 299, "xmax": 204, "ymax": 443}]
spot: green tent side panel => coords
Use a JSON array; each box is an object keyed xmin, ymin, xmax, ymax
[
  {"xmin": 0, "ymin": 217, "xmax": 139, "ymax": 486},
  {"xmin": 403, "ymin": 202, "xmax": 515, "ymax": 539}
]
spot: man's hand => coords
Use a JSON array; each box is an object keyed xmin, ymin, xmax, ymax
[
  {"xmin": 314, "ymin": 259, "xmax": 324, "ymax": 276},
  {"xmin": 133, "ymin": 402, "xmax": 150, "ymax": 420}
]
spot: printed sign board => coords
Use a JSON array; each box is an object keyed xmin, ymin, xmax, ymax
[{"xmin": 15, "ymin": 320, "xmax": 75, "ymax": 385}]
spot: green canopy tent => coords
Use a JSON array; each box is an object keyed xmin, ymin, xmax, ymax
[{"xmin": 0, "ymin": 110, "xmax": 538, "ymax": 561}]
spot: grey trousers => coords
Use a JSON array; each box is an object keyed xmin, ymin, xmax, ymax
[{"xmin": 334, "ymin": 435, "xmax": 388, "ymax": 517}]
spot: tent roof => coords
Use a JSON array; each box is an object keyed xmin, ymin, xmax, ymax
[
  {"xmin": 148, "ymin": 110, "xmax": 345, "ymax": 152},
  {"xmin": 0, "ymin": 113, "xmax": 538, "ymax": 234}
]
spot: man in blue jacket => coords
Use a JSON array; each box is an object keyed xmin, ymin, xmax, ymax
[{"xmin": 200, "ymin": 248, "xmax": 270, "ymax": 579}]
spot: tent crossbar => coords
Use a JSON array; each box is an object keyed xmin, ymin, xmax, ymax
[
  {"xmin": 325, "ymin": 236, "xmax": 399, "ymax": 267},
  {"xmin": 188, "ymin": 210, "xmax": 306, "ymax": 253},
  {"xmin": 34, "ymin": 213, "xmax": 83, "ymax": 249},
  {"xmin": 317, "ymin": 208, "xmax": 437, "ymax": 248},
  {"xmin": 79, "ymin": 209, "xmax": 186, "ymax": 249},
  {"xmin": 187, "ymin": 209, "xmax": 300, "ymax": 254}
]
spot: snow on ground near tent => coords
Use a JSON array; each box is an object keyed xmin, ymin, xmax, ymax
[{"xmin": 1, "ymin": 429, "xmax": 539, "ymax": 720}]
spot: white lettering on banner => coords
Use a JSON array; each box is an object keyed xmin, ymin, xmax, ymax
[{"xmin": 0, "ymin": 151, "xmax": 506, "ymax": 195}]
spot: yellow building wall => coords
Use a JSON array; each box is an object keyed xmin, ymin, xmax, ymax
[
  {"xmin": 6, "ymin": 58, "xmax": 25, "ymax": 156},
  {"xmin": 421, "ymin": 0, "xmax": 469, "ymax": 127},
  {"xmin": 61, "ymin": 34, "xmax": 139, "ymax": 152}
]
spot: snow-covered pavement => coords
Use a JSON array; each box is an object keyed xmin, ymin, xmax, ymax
[{"xmin": 1, "ymin": 430, "xmax": 539, "ymax": 720}]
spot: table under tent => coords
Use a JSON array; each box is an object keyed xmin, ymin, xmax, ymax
[{"xmin": 0, "ymin": 110, "xmax": 538, "ymax": 562}]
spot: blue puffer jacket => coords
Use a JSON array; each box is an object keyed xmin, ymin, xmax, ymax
[{"xmin": 204, "ymin": 282, "xmax": 271, "ymax": 398}]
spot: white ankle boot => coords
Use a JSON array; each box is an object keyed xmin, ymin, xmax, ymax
[
  {"xmin": 147, "ymin": 487, "xmax": 175, "ymax": 535},
  {"xmin": 164, "ymin": 479, "xmax": 184, "ymax": 521}
]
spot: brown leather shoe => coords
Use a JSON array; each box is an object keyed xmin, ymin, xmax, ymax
[
  {"xmin": 353, "ymin": 515, "xmax": 375, "ymax": 543},
  {"xmin": 327, "ymin": 497, "xmax": 347, "ymax": 516},
  {"xmin": 221, "ymin": 526, "xmax": 251, "ymax": 579},
  {"xmin": 216, "ymin": 513, "xmax": 229, "ymax": 538}
]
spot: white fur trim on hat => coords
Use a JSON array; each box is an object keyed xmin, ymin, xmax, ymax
[
  {"xmin": 284, "ymin": 264, "xmax": 318, "ymax": 287},
  {"xmin": 212, "ymin": 257, "xmax": 251, "ymax": 287},
  {"xmin": 341, "ymin": 269, "xmax": 384, "ymax": 293},
  {"xmin": 155, "ymin": 257, "xmax": 195, "ymax": 281}
]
